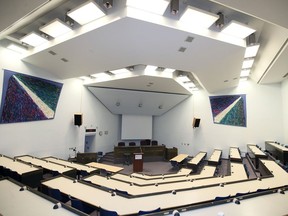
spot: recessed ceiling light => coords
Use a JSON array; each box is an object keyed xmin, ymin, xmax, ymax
[
  {"xmin": 242, "ymin": 58, "xmax": 254, "ymax": 69},
  {"xmin": 20, "ymin": 32, "xmax": 48, "ymax": 47},
  {"xmin": 7, "ymin": 43, "xmax": 27, "ymax": 54},
  {"xmin": 126, "ymin": 0, "xmax": 169, "ymax": 15},
  {"xmin": 39, "ymin": 18, "xmax": 72, "ymax": 38},
  {"xmin": 90, "ymin": 72, "xmax": 111, "ymax": 78},
  {"xmin": 177, "ymin": 76, "xmax": 190, "ymax": 82},
  {"xmin": 179, "ymin": 5, "xmax": 219, "ymax": 28},
  {"xmin": 221, "ymin": 20, "xmax": 256, "ymax": 39},
  {"xmin": 240, "ymin": 69, "xmax": 251, "ymax": 77},
  {"xmin": 244, "ymin": 44, "xmax": 260, "ymax": 58},
  {"xmin": 185, "ymin": 81, "xmax": 196, "ymax": 88},
  {"xmin": 110, "ymin": 68, "xmax": 130, "ymax": 75},
  {"xmin": 67, "ymin": 0, "xmax": 105, "ymax": 25},
  {"xmin": 145, "ymin": 65, "xmax": 158, "ymax": 72},
  {"xmin": 163, "ymin": 68, "xmax": 175, "ymax": 73}
]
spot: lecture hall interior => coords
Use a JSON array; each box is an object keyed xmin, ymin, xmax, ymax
[{"xmin": 0, "ymin": 0, "xmax": 288, "ymax": 215}]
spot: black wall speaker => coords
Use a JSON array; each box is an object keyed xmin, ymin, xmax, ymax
[
  {"xmin": 74, "ymin": 114, "xmax": 82, "ymax": 127},
  {"xmin": 193, "ymin": 118, "xmax": 201, "ymax": 128}
]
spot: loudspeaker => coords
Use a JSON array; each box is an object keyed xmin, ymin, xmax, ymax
[
  {"xmin": 193, "ymin": 118, "xmax": 201, "ymax": 128},
  {"xmin": 74, "ymin": 113, "xmax": 82, "ymax": 126}
]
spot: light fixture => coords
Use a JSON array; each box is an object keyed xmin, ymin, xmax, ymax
[
  {"xmin": 103, "ymin": 0, "xmax": 113, "ymax": 9},
  {"xmin": 240, "ymin": 69, "xmax": 250, "ymax": 77},
  {"xmin": 145, "ymin": 65, "xmax": 158, "ymax": 73},
  {"xmin": 245, "ymin": 44, "xmax": 260, "ymax": 58},
  {"xmin": 177, "ymin": 75, "xmax": 190, "ymax": 82},
  {"xmin": 221, "ymin": 20, "xmax": 256, "ymax": 39},
  {"xmin": 242, "ymin": 58, "xmax": 254, "ymax": 69},
  {"xmin": 67, "ymin": 0, "xmax": 105, "ymax": 25},
  {"xmin": 163, "ymin": 68, "xmax": 175, "ymax": 73},
  {"xmin": 90, "ymin": 72, "xmax": 111, "ymax": 79},
  {"xmin": 126, "ymin": 0, "xmax": 169, "ymax": 15},
  {"xmin": 185, "ymin": 81, "xmax": 196, "ymax": 88},
  {"xmin": 7, "ymin": 43, "xmax": 27, "ymax": 54},
  {"xmin": 179, "ymin": 5, "xmax": 219, "ymax": 28},
  {"xmin": 170, "ymin": 0, "xmax": 179, "ymax": 15},
  {"xmin": 110, "ymin": 68, "xmax": 130, "ymax": 75},
  {"xmin": 20, "ymin": 32, "xmax": 48, "ymax": 47},
  {"xmin": 39, "ymin": 18, "xmax": 72, "ymax": 38}
]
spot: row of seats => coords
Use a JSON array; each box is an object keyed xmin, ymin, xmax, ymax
[{"xmin": 118, "ymin": 139, "xmax": 158, "ymax": 147}]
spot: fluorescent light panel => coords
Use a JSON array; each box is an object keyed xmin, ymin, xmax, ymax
[
  {"xmin": 110, "ymin": 68, "xmax": 130, "ymax": 75},
  {"xmin": 126, "ymin": 0, "xmax": 169, "ymax": 15},
  {"xmin": 90, "ymin": 72, "xmax": 110, "ymax": 78},
  {"xmin": 242, "ymin": 58, "xmax": 254, "ymax": 69},
  {"xmin": 179, "ymin": 5, "xmax": 219, "ymax": 28},
  {"xmin": 240, "ymin": 69, "xmax": 250, "ymax": 77},
  {"xmin": 7, "ymin": 43, "xmax": 27, "ymax": 53},
  {"xmin": 67, "ymin": 1, "xmax": 105, "ymax": 25},
  {"xmin": 163, "ymin": 68, "xmax": 175, "ymax": 73},
  {"xmin": 145, "ymin": 65, "xmax": 158, "ymax": 72},
  {"xmin": 20, "ymin": 32, "xmax": 48, "ymax": 47},
  {"xmin": 185, "ymin": 81, "xmax": 196, "ymax": 88},
  {"xmin": 244, "ymin": 43, "xmax": 260, "ymax": 58},
  {"xmin": 39, "ymin": 18, "xmax": 72, "ymax": 38},
  {"xmin": 177, "ymin": 76, "xmax": 190, "ymax": 82},
  {"xmin": 221, "ymin": 20, "xmax": 256, "ymax": 39}
]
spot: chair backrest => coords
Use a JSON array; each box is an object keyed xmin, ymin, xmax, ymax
[
  {"xmin": 71, "ymin": 197, "xmax": 95, "ymax": 214},
  {"xmin": 151, "ymin": 140, "xmax": 158, "ymax": 146},
  {"xmin": 48, "ymin": 188, "xmax": 62, "ymax": 202},
  {"xmin": 129, "ymin": 142, "xmax": 136, "ymax": 146},
  {"xmin": 118, "ymin": 142, "xmax": 125, "ymax": 146},
  {"xmin": 138, "ymin": 207, "xmax": 161, "ymax": 215},
  {"xmin": 99, "ymin": 207, "xmax": 118, "ymax": 216}
]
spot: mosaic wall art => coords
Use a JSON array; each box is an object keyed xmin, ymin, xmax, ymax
[
  {"xmin": 209, "ymin": 94, "xmax": 247, "ymax": 127},
  {"xmin": 0, "ymin": 69, "xmax": 63, "ymax": 124}
]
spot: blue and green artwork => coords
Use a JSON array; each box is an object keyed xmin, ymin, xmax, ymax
[
  {"xmin": 209, "ymin": 94, "xmax": 246, "ymax": 127},
  {"xmin": 0, "ymin": 69, "xmax": 63, "ymax": 124}
]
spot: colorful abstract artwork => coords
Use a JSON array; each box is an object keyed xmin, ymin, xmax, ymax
[
  {"xmin": 0, "ymin": 69, "xmax": 63, "ymax": 124},
  {"xmin": 209, "ymin": 94, "xmax": 246, "ymax": 127}
]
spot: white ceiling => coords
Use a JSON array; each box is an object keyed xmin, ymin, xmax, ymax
[{"xmin": 0, "ymin": 0, "xmax": 287, "ymax": 115}]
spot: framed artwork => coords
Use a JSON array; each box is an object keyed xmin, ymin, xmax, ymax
[
  {"xmin": 209, "ymin": 94, "xmax": 247, "ymax": 127},
  {"xmin": 0, "ymin": 69, "xmax": 63, "ymax": 124}
]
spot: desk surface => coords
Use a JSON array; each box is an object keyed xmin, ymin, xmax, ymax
[
  {"xmin": 170, "ymin": 154, "xmax": 189, "ymax": 163},
  {"xmin": 229, "ymin": 147, "xmax": 242, "ymax": 160},
  {"xmin": 86, "ymin": 162, "xmax": 123, "ymax": 173},
  {"xmin": 208, "ymin": 149, "xmax": 222, "ymax": 162},
  {"xmin": 266, "ymin": 142, "xmax": 288, "ymax": 151},
  {"xmin": 42, "ymin": 159, "xmax": 288, "ymax": 215},
  {"xmin": 188, "ymin": 152, "xmax": 207, "ymax": 165},
  {"xmin": 16, "ymin": 155, "xmax": 74, "ymax": 173},
  {"xmin": 247, "ymin": 144, "xmax": 266, "ymax": 156},
  {"xmin": 0, "ymin": 179, "xmax": 85, "ymax": 216},
  {"xmin": 43, "ymin": 157, "xmax": 97, "ymax": 173},
  {"xmin": 0, "ymin": 155, "xmax": 40, "ymax": 175}
]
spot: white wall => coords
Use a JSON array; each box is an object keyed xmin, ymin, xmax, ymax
[
  {"xmin": 154, "ymin": 80, "xmax": 284, "ymax": 158},
  {"xmin": 282, "ymin": 78, "xmax": 288, "ymax": 143},
  {"xmin": 0, "ymin": 46, "xmax": 119, "ymax": 159}
]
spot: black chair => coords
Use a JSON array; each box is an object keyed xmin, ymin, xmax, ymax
[
  {"xmin": 99, "ymin": 207, "xmax": 118, "ymax": 216},
  {"xmin": 3, "ymin": 167, "xmax": 10, "ymax": 176},
  {"xmin": 70, "ymin": 197, "xmax": 95, "ymax": 214},
  {"xmin": 9, "ymin": 170, "xmax": 21, "ymax": 182},
  {"xmin": 129, "ymin": 142, "xmax": 136, "ymax": 146},
  {"xmin": 97, "ymin": 151, "xmax": 104, "ymax": 162},
  {"xmin": 48, "ymin": 188, "xmax": 70, "ymax": 203},
  {"xmin": 118, "ymin": 142, "xmax": 125, "ymax": 147},
  {"xmin": 78, "ymin": 170, "xmax": 89, "ymax": 179},
  {"xmin": 151, "ymin": 140, "xmax": 158, "ymax": 146},
  {"xmin": 138, "ymin": 207, "xmax": 161, "ymax": 215}
]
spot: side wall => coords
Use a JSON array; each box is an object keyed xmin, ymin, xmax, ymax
[
  {"xmin": 0, "ymin": 47, "xmax": 119, "ymax": 159},
  {"xmin": 282, "ymin": 78, "xmax": 288, "ymax": 143},
  {"xmin": 154, "ymin": 80, "xmax": 284, "ymax": 158}
]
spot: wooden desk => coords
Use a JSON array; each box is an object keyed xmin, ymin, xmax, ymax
[
  {"xmin": 207, "ymin": 149, "xmax": 222, "ymax": 166},
  {"xmin": 187, "ymin": 152, "xmax": 207, "ymax": 171},
  {"xmin": 86, "ymin": 162, "xmax": 123, "ymax": 173},
  {"xmin": 247, "ymin": 144, "xmax": 267, "ymax": 169},
  {"xmin": 170, "ymin": 154, "xmax": 189, "ymax": 163},
  {"xmin": 41, "ymin": 159, "xmax": 288, "ymax": 215},
  {"xmin": 265, "ymin": 141, "xmax": 288, "ymax": 165},
  {"xmin": 114, "ymin": 145, "xmax": 166, "ymax": 163},
  {"xmin": 0, "ymin": 155, "xmax": 43, "ymax": 188},
  {"xmin": 43, "ymin": 156, "xmax": 98, "ymax": 174},
  {"xmin": 229, "ymin": 147, "xmax": 242, "ymax": 162},
  {"xmin": 16, "ymin": 155, "xmax": 76, "ymax": 178},
  {"xmin": 0, "ymin": 178, "xmax": 87, "ymax": 216}
]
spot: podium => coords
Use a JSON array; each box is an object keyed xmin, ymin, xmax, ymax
[{"xmin": 133, "ymin": 153, "xmax": 144, "ymax": 172}]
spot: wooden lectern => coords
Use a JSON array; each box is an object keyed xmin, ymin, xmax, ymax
[{"xmin": 133, "ymin": 152, "xmax": 144, "ymax": 172}]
